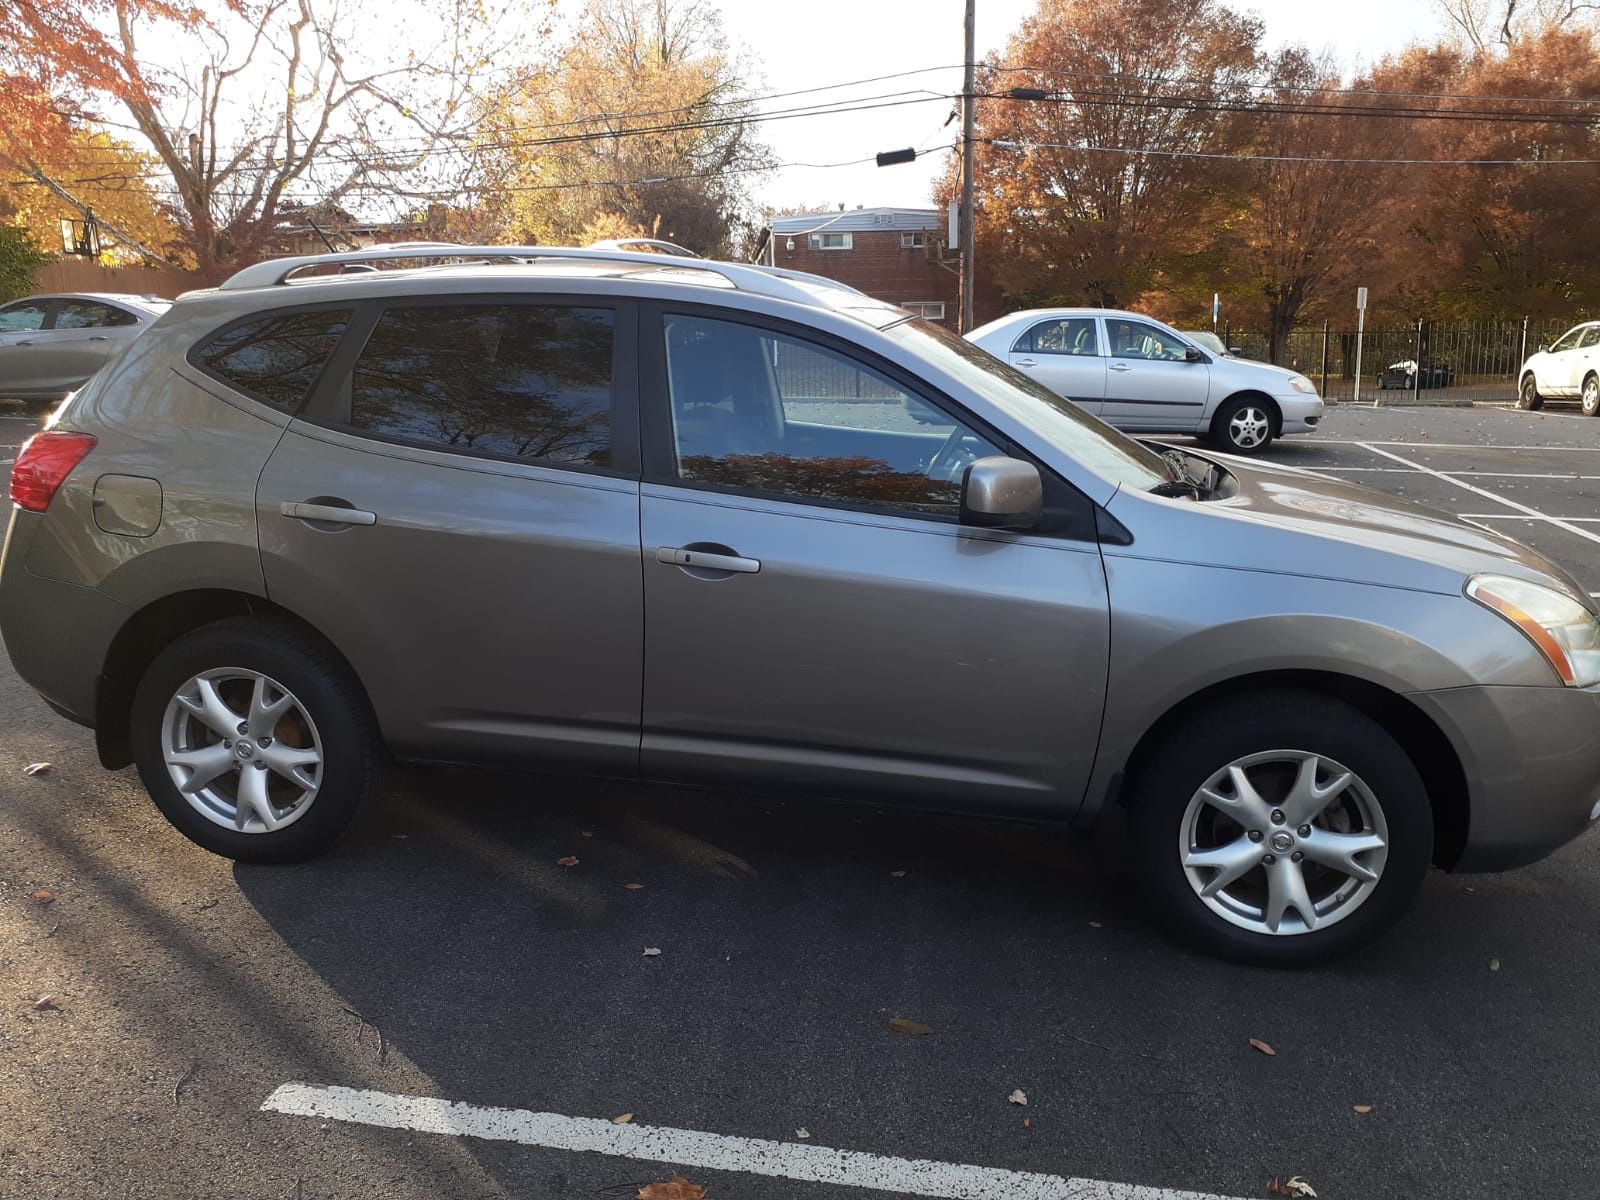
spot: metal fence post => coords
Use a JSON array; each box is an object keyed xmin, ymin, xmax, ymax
[
  {"xmin": 1520, "ymin": 316, "xmax": 1529, "ymax": 376},
  {"xmin": 1320, "ymin": 321, "xmax": 1329, "ymax": 401},
  {"xmin": 1412, "ymin": 319, "xmax": 1423, "ymax": 404}
]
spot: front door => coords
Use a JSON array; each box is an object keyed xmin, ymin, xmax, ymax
[
  {"xmin": 255, "ymin": 297, "xmax": 644, "ymax": 771},
  {"xmin": 637, "ymin": 307, "xmax": 1110, "ymax": 813},
  {"xmin": 1541, "ymin": 325, "xmax": 1588, "ymax": 396},
  {"xmin": 0, "ymin": 298, "xmax": 55, "ymax": 394},
  {"xmin": 1006, "ymin": 315, "xmax": 1107, "ymax": 415},
  {"xmin": 1099, "ymin": 317, "xmax": 1211, "ymax": 430}
]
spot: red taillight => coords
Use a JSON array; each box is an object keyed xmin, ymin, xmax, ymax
[{"xmin": 10, "ymin": 431, "xmax": 98, "ymax": 513}]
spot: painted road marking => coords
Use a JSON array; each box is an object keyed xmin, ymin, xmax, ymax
[
  {"xmin": 1357, "ymin": 443, "xmax": 1600, "ymax": 549},
  {"xmin": 1456, "ymin": 514, "xmax": 1600, "ymax": 522},
  {"xmin": 1311, "ymin": 438, "xmax": 1600, "ymax": 451},
  {"xmin": 261, "ymin": 1083, "xmax": 1248, "ymax": 1200},
  {"xmin": 1312, "ymin": 467, "xmax": 1600, "ymax": 479}
]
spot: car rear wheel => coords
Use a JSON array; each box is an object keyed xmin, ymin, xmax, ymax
[
  {"xmin": 1582, "ymin": 374, "xmax": 1599, "ymax": 417},
  {"xmin": 1518, "ymin": 375, "xmax": 1544, "ymax": 411},
  {"xmin": 1210, "ymin": 396, "xmax": 1275, "ymax": 455},
  {"xmin": 1127, "ymin": 690, "xmax": 1432, "ymax": 966},
  {"xmin": 131, "ymin": 617, "xmax": 380, "ymax": 862}
]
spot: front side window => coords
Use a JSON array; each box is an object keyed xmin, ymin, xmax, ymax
[
  {"xmin": 192, "ymin": 308, "xmax": 353, "ymax": 413},
  {"xmin": 1551, "ymin": 327, "xmax": 1585, "ymax": 352},
  {"xmin": 1018, "ymin": 318, "xmax": 1100, "ymax": 357},
  {"xmin": 663, "ymin": 314, "xmax": 1000, "ymax": 517},
  {"xmin": 1106, "ymin": 319, "xmax": 1191, "ymax": 362},
  {"xmin": 0, "ymin": 300, "xmax": 49, "ymax": 332},
  {"xmin": 347, "ymin": 304, "xmax": 613, "ymax": 468},
  {"xmin": 55, "ymin": 300, "xmax": 137, "ymax": 329}
]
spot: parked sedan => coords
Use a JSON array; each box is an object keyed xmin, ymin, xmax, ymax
[
  {"xmin": 1377, "ymin": 358, "xmax": 1456, "ymax": 390},
  {"xmin": 0, "ymin": 292, "xmax": 171, "ymax": 408},
  {"xmin": 1518, "ymin": 321, "xmax": 1600, "ymax": 415},
  {"xmin": 967, "ymin": 308, "xmax": 1323, "ymax": 454}
]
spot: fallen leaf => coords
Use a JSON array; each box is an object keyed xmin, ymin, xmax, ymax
[
  {"xmin": 795, "ymin": 1127, "xmax": 810, "ymax": 1139},
  {"xmin": 23, "ymin": 762, "xmax": 51, "ymax": 777},
  {"xmin": 32, "ymin": 995, "xmax": 56, "ymax": 1011},
  {"xmin": 1088, "ymin": 921, "xmax": 1102, "ymax": 928},
  {"xmin": 643, "ymin": 947, "xmax": 662, "ymax": 957},
  {"xmin": 33, "ymin": 890, "xmax": 54, "ymax": 904},
  {"xmin": 1249, "ymin": 1038, "xmax": 1277, "ymax": 1057},
  {"xmin": 557, "ymin": 856, "xmax": 579, "ymax": 868},
  {"xmin": 624, "ymin": 882, "xmax": 645, "ymax": 890},
  {"xmin": 1283, "ymin": 1177, "xmax": 1317, "ymax": 1198},
  {"xmin": 1353, "ymin": 1104, "xmax": 1373, "ymax": 1114},
  {"xmin": 1008, "ymin": 1089, "xmax": 1028, "ymax": 1106},
  {"xmin": 636, "ymin": 1174, "xmax": 707, "ymax": 1200},
  {"xmin": 1490, "ymin": 958, "xmax": 1501, "ymax": 971},
  {"xmin": 611, "ymin": 1112, "xmax": 634, "ymax": 1125},
  {"xmin": 889, "ymin": 870, "xmax": 907, "ymax": 878},
  {"xmin": 887, "ymin": 1017, "xmax": 935, "ymax": 1036},
  {"xmin": 581, "ymin": 831, "xmax": 594, "ymax": 838},
  {"xmin": 1023, "ymin": 1118, "xmax": 1032, "ymax": 1127}
]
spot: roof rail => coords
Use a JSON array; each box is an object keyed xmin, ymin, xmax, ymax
[{"xmin": 216, "ymin": 244, "xmax": 861, "ymax": 308}]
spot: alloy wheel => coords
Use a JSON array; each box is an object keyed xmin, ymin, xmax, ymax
[
  {"xmin": 1178, "ymin": 749, "xmax": 1389, "ymax": 936},
  {"xmin": 1227, "ymin": 406, "xmax": 1270, "ymax": 450},
  {"xmin": 161, "ymin": 668, "xmax": 324, "ymax": 833},
  {"xmin": 1584, "ymin": 377, "xmax": 1599, "ymax": 417}
]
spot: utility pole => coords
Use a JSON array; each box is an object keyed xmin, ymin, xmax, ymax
[{"xmin": 958, "ymin": 0, "xmax": 976, "ymax": 333}]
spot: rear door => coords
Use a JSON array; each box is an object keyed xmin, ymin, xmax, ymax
[
  {"xmin": 254, "ymin": 296, "xmax": 644, "ymax": 771},
  {"xmin": 1006, "ymin": 316, "xmax": 1107, "ymax": 414},
  {"xmin": 636, "ymin": 305, "xmax": 1110, "ymax": 813},
  {"xmin": 1099, "ymin": 317, "xmax": 1211, "ymax": 430},
  {"xmin": 28, "ymin": 299, "xmax": 142, "ymax": 387}
]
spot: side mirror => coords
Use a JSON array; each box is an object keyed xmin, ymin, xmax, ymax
[
  {"xmin": 1184, "ymin": 347, "xmax": 1206, "ymax": 363},
  {"xmin": 960, "ymin": 456, "xmax": 1043, "ymax": 530}
]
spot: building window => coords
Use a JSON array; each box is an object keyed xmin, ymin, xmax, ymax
[
  {"xmin": 900, "ymin": 231, "xmax": 926, "ymax": 249},
  {"xmin": 904, "ymin": 301, "xmax": 946, "ymax": 321},
  {"xmin": 809, "ymin": 232, "xmax": 852, "ymax": 250}
]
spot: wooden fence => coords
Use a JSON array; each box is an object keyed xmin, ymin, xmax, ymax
[{"xmin": 30, "ymin": 260, "xmax": 212, "ymax": 299}]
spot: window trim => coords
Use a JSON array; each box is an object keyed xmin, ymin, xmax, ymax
[
  {"xmin": 899, "ymin": 231, "xmax": 927, "ymax": 250},
  {"xmin": 1012, "ymin": 316, "xmax": 1103, "ymax": 358},
  {"xmin": 903, "ymin": 300, "xmax": 945, "ymax": 321},
  {"xmin": 637, "ymin": 300, "xmax": 1094, "ymax": 540},
  {"xmin": 186, "ymin": 300, "xmax": 361, "ymax": 417},
  {"xmin": 809, "ymin": 232, "xmax": 853, "ymax": 250},
  {"xmin": 296, "ymin": 293, "xmax": 640, "ymax": 480}
]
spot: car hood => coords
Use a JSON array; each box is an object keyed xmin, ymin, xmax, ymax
[
  {"xmin": 1105, "ymin": 453, "xmax": 1593, "ymax": 603},
  {"xmin": 1216, "ymin": 357, "xmax": 1306, "ymax": 387}
]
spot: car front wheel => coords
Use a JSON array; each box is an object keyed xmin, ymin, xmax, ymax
[
  {"xmin": 1582, "ymin": 374, "xmax": 1599, "ymax": 417},
  {"xmin": 131, "ymin": 617, "xmax": 380, "ymax": 862},
  {"xmin": 1127, "ymin": 690, "xmax": 1432, "ymax": 965},
  {"xmin": 1210, "ymin": 397, "xmax": 1275, "ymax": 454},
  {"xmin": 1518, "ymin": 375, "xmax": 1544, "ymax": 410}
]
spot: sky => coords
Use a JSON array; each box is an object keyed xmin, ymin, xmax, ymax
[{"xmin": 717, "ymin": 0, "xmax": 1448, "ymax": 212}]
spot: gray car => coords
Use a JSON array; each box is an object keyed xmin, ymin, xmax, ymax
[
  {"xmin": 0, "ymin": 292, "xmax": 172, "ymax": 407},
  {"xmin": 3, "ymin": 246, "xmax": 1598, "ymax": 966}
]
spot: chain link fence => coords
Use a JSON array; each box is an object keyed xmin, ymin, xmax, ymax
[{"xmin": 1219, "ymin": 318, "xmax": 1578, "ymax": 404}]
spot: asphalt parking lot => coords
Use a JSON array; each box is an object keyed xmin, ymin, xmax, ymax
[{"xmin": 4, "ymin": 402, "xmax": 1600, "ymax": 1200}]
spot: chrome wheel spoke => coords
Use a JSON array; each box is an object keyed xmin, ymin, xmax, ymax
[
  {"xmin": 1281, "ymin": 754, "xmax": 1352, "ymax": 828},
  {"xmin": 166, "ymin": 743, "xmax": 237, "ymax": 794},
  {"xmin": 1199, "ymin": 764, "xmax": 1273, "ymax": 831},
  {"xmin": 235, "ymin": 763, "xmax": 280, "ymax": 832},
  {"xmin": 1264, "ymin": 855, "xmax": 1318, "ymax": 932},
  {"xmin": 1298, "ymin": 827, "xmax": 1386, "ymax": 883},
  {"xmin": 261, "ymin": 743, "xmax": 320, "ymax": 790},
  {"xmin": 1183, "ymin": 837, "xmax": 1261, "ymax": 897},
  {"xmin": 178, "ymin": 677, "xmax": 242, "ymax": 739}
]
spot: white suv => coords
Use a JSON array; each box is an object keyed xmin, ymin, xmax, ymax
[
  {"xmin": 967, "ymin": 308, "xmax": 1324, "ymax": 454},
  {"xmin": 1518, "ymin": 321, "xmax": 1600, "ymax": 415}
]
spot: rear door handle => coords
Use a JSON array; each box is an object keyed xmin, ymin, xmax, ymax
[
  {"xmin": 281, "ymin": 501, "xmax": 377, "ymax": 526},
  {"xmin": 1109, "ymin": 362, "xmax": 1133, "ymax": 372},
  {"xmin": 15, "ymin": 340, "xmax": 32, "ymax": 347},
  {"xmin": 656, "ymin": 546, "xmax": 760, "ymax": 574},
  {"xmin": 1014, "ymin": 358, "xmax": 1038, "ymax": 367},
  {"xmin": 88, "ymin": 335, "xmax": 109, "ymax": 342}
]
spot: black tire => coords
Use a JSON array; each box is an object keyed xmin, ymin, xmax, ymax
[
  {"xmin": 131, "ymin": 617, "xmax": 380, "ymax": 862},
  {"xmin": 1126, "ymin": 690, "xmax": 1433, "ymax": 967},
  {"xmin": 1517, "ymin": 374, "xmax": 1544, "ymax": 411},
  {"xmin": 1582, "ymin": 373, "xmax": 1599, "ymax": 418},
  {"xmin": 1208, "ymin": 396, "xmax": 1276, "ymax": 455}
]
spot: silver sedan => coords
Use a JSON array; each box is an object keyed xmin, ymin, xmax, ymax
[{"xmin": 0, "ymin": 292, "xmax": 171, "ymax": 408}]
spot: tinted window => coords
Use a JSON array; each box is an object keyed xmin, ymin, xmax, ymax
[
  {"xmin": 0, "ymin": 301, "xmax": 49, "ymax": 332},
  {"xmin": 195, "ymin": 308, "xmax": 353, "ymax": 413},
  {"xmin": 55, "ymin": 300, "xmax": 137, "ymax": 329},
  {"xmin": 1105, "ymin": 318, "xmax": 1190, "ymax": 361},
  {"xmin": 1551, "ymin": 327, "xmax": 1585, "ymax": 352},
  {"xmin": 348, "ymin": 305, "xmax": 613, "ymax": 467},
  {"xmin": 1017, "ymin": 318, "xmax": 1099, "ymax": 356},
  {"xmin": 664, "ymin": 314, "xmax": 1001, "ymax": 517},
  {"xmin": 1579, "ymin": 326, "xmax": 1600, "ymax": 350}
]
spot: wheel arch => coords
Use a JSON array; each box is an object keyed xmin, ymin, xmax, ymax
[
  {"xmin": 95, "ymin": 589, "xmax": 371, "ymax": 770},
  {"xmin": 1105, "ymin": 668, "xmax": 1469, "ymax": 870}
]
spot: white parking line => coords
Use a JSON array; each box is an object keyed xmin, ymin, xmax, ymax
[
  {"xmin": 1312, "ymin": 467, "xmax": 1600, "ymax": 479},
  {"xmin": 1456, "ymin": 514, "xmax": 1600, "ymax": 522},
  {"xmin": 1314, "ymin": 438, "xmax": 1600, "ymax": 451},
  {"xmin": 261, "ymin": 1083, "xmax": 1248, "ymax": 1200},
  {"xmin": 1358, "ymin": 443, "xmax": 1600, "ymax": 548}
]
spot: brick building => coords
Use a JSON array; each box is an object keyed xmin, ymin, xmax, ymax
[{"xmin": 759, "ymin": 207, "xmax": 958, "ymax": 326}]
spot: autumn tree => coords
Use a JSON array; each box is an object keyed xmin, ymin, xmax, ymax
[
  {"xmin": 1437, "ymin": 0, "xmax": 1600, "ymax": 50},
  {"xmin": 954, "ymin": 0, "xmax": 1263, "ymax": 310},
  {"xmin": 480, "ymin": 0, "xmax": 773, "ymax": 256}
]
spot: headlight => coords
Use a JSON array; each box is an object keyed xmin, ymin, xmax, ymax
[
  {"xmin": 1467, "ymin": 574, "xmax": 1600, "ymax": 687},
  {"xmin": 1288, "ymin": 375, "xmax": 1318, "ymax": 395}
]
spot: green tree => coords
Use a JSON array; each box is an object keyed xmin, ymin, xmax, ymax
[{"xmin": 0, "ymin": 225, "xmax": 51, "ymax": 301}]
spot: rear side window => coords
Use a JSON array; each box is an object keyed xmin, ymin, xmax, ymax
[
  {"xmin": 55, "ymin": 300, "xmax": 138, "ymax": 329},
  {"xmin": 193, "ymin": 308, "xmax": 353, "ymax": 413},
  {"xmin": 346, "ymin": 304, "xmax": 614, "ymax": 468}
]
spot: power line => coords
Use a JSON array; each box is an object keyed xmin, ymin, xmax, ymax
[{"xmin": 989, "ymin": 139, "xmax": 1600, "ymax": 166}]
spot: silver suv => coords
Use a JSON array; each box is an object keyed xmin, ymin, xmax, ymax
[{"xmin": 4, "ymin": 246, "xmax": 1598, "ymax": 966}]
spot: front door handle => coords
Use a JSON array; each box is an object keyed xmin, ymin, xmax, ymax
[
  {"xmin": 281, "ymin": 501, "xmax": 377, "ymax": 526},
  {"xmin": 88, "ymin": 335, "xmax": 110, "ymax": 342},
  {"xmin": 657, "ymin": 546, "xmax": 760, "ymax": 574},
  {"xmin": 1109, "ymin": 361, "xmax": 1133, "ymax": 372},
  {"xmin": 15, "ymin": 340, "xmax": 32, "ymax": 347},
  {"xmin": 1014, "ymin": 357, "xmax": 1038, "ymax": 367}
]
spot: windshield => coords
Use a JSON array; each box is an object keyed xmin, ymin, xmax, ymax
[{"xmin": 889, "ymin": 318, "xmax": 1170, "ymax": 491}]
